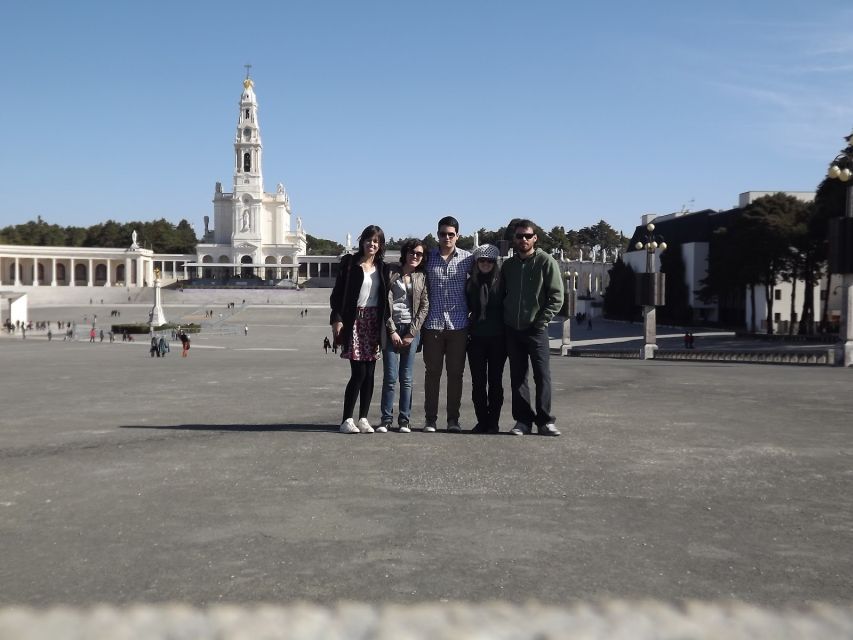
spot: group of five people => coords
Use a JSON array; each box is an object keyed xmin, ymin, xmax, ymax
[{"xmin": 329, "ymin": 216, "xmax": 564, "ymax": 436}]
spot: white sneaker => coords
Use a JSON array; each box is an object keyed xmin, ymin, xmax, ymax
[
  {"xmin": 375, "ymin": 424, "xmax": 388, "ymax": 433},
  {"xmin": 356, "ymin": 418, "xmax": 374, "ymax": 433},
  {"xmin": 399, "ymin": 424, "xmax": 411, "ymax": 433},
  {"xmin": 538, "ymin": 423, "xmax": 561, "ymax": 437},
  {"xmin": 423, "ymin": 422, "xmax": 437, "ymax": 432},
  {"xmin": 509, "ymin": 422, "xmax": 530, "ymax": 436},
  {"xmin": 340, "ymin": 418, "xmax": 359, "ymax": 434}
]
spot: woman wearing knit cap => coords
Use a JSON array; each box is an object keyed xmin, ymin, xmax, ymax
[{"xmin": 465, "ymin": 244, "xmax": 506, "ymax": 433}]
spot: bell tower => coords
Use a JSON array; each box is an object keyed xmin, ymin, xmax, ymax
[{"xmin": 232, "ymin": 66, "xmax": 263, "ymax": 244}]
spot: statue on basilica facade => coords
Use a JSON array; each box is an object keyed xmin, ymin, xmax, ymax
[
  {"xmin": 241, "ymin": 211, "xmax": 250, "ymax": 232},
  {"xmin": 130, "ymin": 230, "xmax": 139, "ymax": 250}
]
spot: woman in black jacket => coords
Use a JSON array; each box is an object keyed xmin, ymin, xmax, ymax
[
  {"xmin": 329, "ymin": 225, "xmax": 390, "ymax": 433},
  {"xmin": 466, "ymin": 244, "xmax": 506, "ymax": 433}
]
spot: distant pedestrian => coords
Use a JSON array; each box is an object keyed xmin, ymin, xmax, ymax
[
  {"xmin": 47, "ymin": 329, "xmax": 52, "ymax": 341},
  {"xmin": 99, "ymin": 329, "xmax": 104, "ymax": 342},
  {"xmin": 158, "ymin": 336, "xmax": 169, "ymax": 357},
  {"xmin": 323, "ymin": 336, "xmax": 331, "ymax": 353},
  {"xmin": 89, "ymin": 328, "xmax": 96, "ymax": 343},
  {"xmin": 179, "ymin": 331, "xmax": 190, "ymax": 357},
  {"xmin": 244, "ymin": 324, "xmax": 249, "ymax": 336},
  {"xmin": 150, "ymin": 336, "xmax": 158, "ymax": 357}
]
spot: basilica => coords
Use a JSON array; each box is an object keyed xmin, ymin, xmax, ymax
[{"xmin": 0, "ymin": 74, "xmax": 341, "ymax": 291}]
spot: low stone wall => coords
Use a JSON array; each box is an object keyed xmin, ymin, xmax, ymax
[
  {"xmin": 0, "ymin": 602, "xmax": 850, "ymax": 639},
  {"xmin": 735, "ymin": 332, "xmax": 836, "ymax": 344},
  {"xmin": 567, "ymin": 349, "xmax": 835, "ymax": 366},
  {"xmin": 653, "ymin": 349, "xmax": 834, "ymax": 365}
]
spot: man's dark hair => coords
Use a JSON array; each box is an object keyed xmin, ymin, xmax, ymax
[
  {"xmin": 513, "ymin": 219, "xmax": 537, "ymax": 232},
  {"xmin": 437, "ymin": 216, "xmax": 460, "ymax": 234},
  {"xmin": 398, "ymin": 238, "xmax": 426, "ymax": 271}
]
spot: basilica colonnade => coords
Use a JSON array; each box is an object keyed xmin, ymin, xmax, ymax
[{"xmin": 0, "ymin": 246, "xmax": 155, "ymax": 288}]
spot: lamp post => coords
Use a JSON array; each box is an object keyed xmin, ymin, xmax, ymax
[
  {"xmin": 634, "ymin": 223, "xmax": 667, "ymax": 359},
  {"xmin": 561, "ymin": 270, "xmax": 579, "ymax": 356},
  {"xmin": 826, "ymin": 132, "xmax": 853, "ymax": 366}
]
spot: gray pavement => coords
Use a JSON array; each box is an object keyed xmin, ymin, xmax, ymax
[{"xmin": 1, "ymin": 306, "xmax": 851, "ymax": 607}]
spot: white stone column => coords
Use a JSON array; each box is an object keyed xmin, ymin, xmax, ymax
[
  {"xmin": 136, "ymin": 256, "xmax": 145, "ymax": 287},
  {"xmin": 14, "ymin": 257, "xmax": 21, "ymax": 286},
  {"xmin": 88, "ymin": 259, "xmax": 94, "ymax": 287},
  {"xmin": 32, "ymin": 257, "xmax": 39, "ymax": 286},
  {"xmin": 125, "ymin": 257, "xmax": 131, "ymax": 286},
  {"xmin": 104, "ymin": 259, "xmax": 111, "ymax": 287},
  {"xmin": 69, "ymin": 258, "xmax": 75, "ymax": 287},
  {"xmin": 183, "ymin": 264, "xmax": 188, "ymax": 280},
  {"xmin": 0, "ymin": 257, "xmax": 4, "ymax": 286},
  {"xmin": 51, "ymin": 258, "xmax": 57, "ymax": 286}
]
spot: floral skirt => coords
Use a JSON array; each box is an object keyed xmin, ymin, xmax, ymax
[{"xmin": 342, "ymin": 306, "xmax": 381, "ymax": 361}]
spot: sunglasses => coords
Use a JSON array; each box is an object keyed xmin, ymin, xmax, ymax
[
  {"xmin": 515, "ymin": 233, "xmax": 535, "ymax": 240},
  {"xmin": 438, "ymin": 232, "xmax": 456, "ymax": 238},
  {"xmin": 477, "ymin": 257, "xmax": 495, "ymax": 263},
  {"xmin": 409, "ymin": 251, "xmax": 424, "ymax": 258}
]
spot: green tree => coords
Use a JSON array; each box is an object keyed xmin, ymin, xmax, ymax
[
  {"xmin": 740, "ymin": 194, "xmax": 806, "ymax": 334},
  {"xmin": 422, "ymin": 233, "xmax": 438, "ymax": 250},
  {"xmin": 813, "ymin": 134, "xmax": 852, "ymax": 330},
  {"xmin": 658, "ymin": 244, "xmax": 691, "ymax": 326},
  {"xmin": 603, "ymin": 257, "xmax": 637, "ymax": 320},
  {"xmin": 577, "ymin": 220, "xmax": 627, "ymax": 253},
  {"xmin": 306, "ymin": 234, "xmax": 344, "ymax": 255}
]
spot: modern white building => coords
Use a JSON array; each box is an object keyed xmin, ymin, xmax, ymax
[{"xmin": 624, "ymin": 192, "xmax": 826, "ymax": 331}]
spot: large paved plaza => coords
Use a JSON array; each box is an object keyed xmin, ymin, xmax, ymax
[{"xmin": 0, "ymin": 306, "xmax": 851, "ymax": 607}]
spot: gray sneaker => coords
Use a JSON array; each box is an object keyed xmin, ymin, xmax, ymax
[
  {"xmin": 538, "ymin": 423, "xmax": 561, "ymax": 437},
  {"xmin": 509, "ymin": 422, "xmax": 530, "ymax": 436},
  {"xmin": 423, "ymin": 421, "xmax": 437, "ymax": 433},
  {"xmin": 447, "ymin": 422, "xmax": 462, "ymax": 433}
]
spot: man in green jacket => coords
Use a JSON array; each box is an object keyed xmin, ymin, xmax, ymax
[{"xmin": 501, "ymin": 219, "xmax": 564, "ymax": 436}]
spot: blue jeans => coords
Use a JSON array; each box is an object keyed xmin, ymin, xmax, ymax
[{"xmin": 380, "ymin": 326, "xmax": 421, "ymax": 425}]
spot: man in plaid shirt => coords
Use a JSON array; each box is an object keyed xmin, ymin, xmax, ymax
[{"xmin": 422, "ymin": 216, "xmax": 473, "ymax": 432}]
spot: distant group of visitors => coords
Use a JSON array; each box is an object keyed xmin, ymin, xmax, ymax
[
  {"xmin": 330, "ymin": 216, "xmax": 564, "ymax": 436},
  {"xmin": 150, "ymin": 335, "xmax": 170, "ymax": 357}
]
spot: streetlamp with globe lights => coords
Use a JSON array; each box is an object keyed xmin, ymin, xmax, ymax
[
  {"xmin": 634, "ymin": 223, "xmax": 667, "ymax": 359},
  {"xmin": 826, "ymin": 132, "xmax": 853, "ymax": 366}
]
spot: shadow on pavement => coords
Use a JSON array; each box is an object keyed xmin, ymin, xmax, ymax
[{"xmin": 120, "ymin": 423, "xmax": 337, "ymax": 433}]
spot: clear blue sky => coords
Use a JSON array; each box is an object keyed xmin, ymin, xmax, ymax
[{"xmin": 2, "ymin": 1, "xmax": 851, "ymax": 243}]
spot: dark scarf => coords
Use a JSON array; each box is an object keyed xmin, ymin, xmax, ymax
[{"xmin": 475, "ymin": 271, "xmax": 495, "ymax": 321}]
